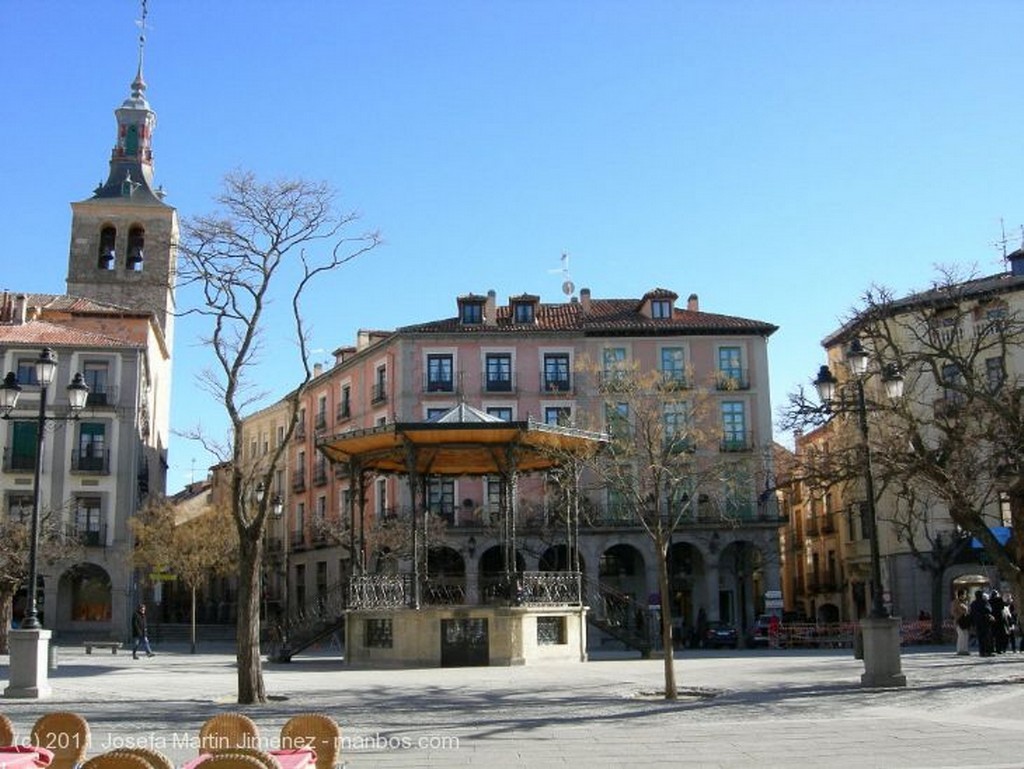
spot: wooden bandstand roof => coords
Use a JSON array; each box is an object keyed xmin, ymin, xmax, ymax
[{"xmin": 317, "ymin": 403, "xmax": 608, "ymax": 476}]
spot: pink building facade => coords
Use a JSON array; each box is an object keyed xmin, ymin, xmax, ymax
[{"xmin": 256, "ymin": 286, "xmax": 782, "ymax": 651}]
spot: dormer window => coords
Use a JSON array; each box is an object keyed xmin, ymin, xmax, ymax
[
  {"xmin": 651, "ymin": 299, "xmax": 672, "ymax": 319},
  {"xmin": 513, "ymin": 302, "xmax": 535, "ymax": 324},
  {"xmin": 460, "ymin": 302, "xmax": 483, "ymax": 324}
]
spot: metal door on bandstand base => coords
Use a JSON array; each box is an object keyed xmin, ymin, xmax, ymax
[{"xmin": 440, "ymin": 618, "xmax": 489, "ymax": 667}]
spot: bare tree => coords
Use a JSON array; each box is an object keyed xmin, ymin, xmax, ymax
[
  {"xmin": 571, "ymin": 359, "xmax": 748, "ymax": 700},
  {"xmin": 0, "ymin": 513, "xmax": 80, "ymax": 654},
  {"xmin": 782, "ymin": 267, "xmax": 1024, "ymax": 610},
  {"xmin": 178, "ymin": 171, "xmax": 380, "ymax": 703},
  {"xmin": 130, "ymin": 497, "xmax": 238, "ymax": 652}
]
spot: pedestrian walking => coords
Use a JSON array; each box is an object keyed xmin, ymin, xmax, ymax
[
  {"xmin": 132, "ymin": 603, "xmax": 155, "ymax": 659},
  {"xmin": 950, "ymin": 589, "xmax": 970, "ymax": 656}
]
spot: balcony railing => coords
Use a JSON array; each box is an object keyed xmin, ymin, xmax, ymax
[
  {"xmin": 2, "ymin": 447, "xmax": 36, "ymax": 473},
  {"xmin": 313, "ymin": 465, "xmax": 328, "ymax": 486},
  {"xmin": 659, "ymin": 371, "xmax": 689, "ymax": 390},
  {"xmin": 294, "ymin": 423, "xmax": 307, "ymax": 441},
  {"xmin": 720, "ymin": 434, "xmax": 753, "ymax": 452},
  {"xmin": 86, "ymin": 385, "xmax": 118, "ymax": 408},
  {"xmin": 423, "ymin": 375, "xmax": 458, "ymax": 394},
  {"xmin": 71, "ymin": 449, "xmax": 110, "ymax": 474},
  {"xmin": 482, "ymin": 371, "xmax": 516, "ymax": 393},
  {"xmin": 291, "ymin": 469, "xmax": 306, "ymax": 492},
  {"xmin": 291, "ymin": 531, "xmax": 307, "ymax": 551},
  {"xmin": 336, "ymin": 402, "xmax": 351, "ymax": 422},
  {"xmin": 540, "ymin": 375, "xmax": 572, "ymax": 394},
  {"xmin": 715, "ymin": 369, "xmax": 750, "ymax": 390},
  {"xmin": 584, "ymin": 500, "xmax": 779, "ymax": 527},
  {"xmin": 314, "ymin": 412, "xmax": 328, "ymax": 431},
  {"xmin": 347, "ymin": 571, "xmax": 582, "ymax": 610},
  {"xmin": 371, "ymin": 383, "xmax": 387, "ymax": 404},
  {"xmin": 78, "ymin": 527, "xmax": 105, "ymax": 547}
]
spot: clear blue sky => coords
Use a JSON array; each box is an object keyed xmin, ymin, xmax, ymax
[{"xmin": 3, "ymin": 1, "xmax": 1022, "ymax": 494}]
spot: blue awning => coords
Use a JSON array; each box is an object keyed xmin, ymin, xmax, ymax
[{"xmin": 970, "ymin": 526, "xmax": 1011, "ymax": 548}]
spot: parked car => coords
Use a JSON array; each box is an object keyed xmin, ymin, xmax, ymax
[
  {"xmin": 702, "ymin": 621, "xmax": 739, "ymax": 649},
  {"xmin": 751, "ymin": 614, "xmax": 774, "ymax": 647}
]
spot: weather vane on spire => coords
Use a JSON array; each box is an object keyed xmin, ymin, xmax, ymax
[{"xmin": 135, "ymin": 0, "xmax": 148, "ymax": 62}]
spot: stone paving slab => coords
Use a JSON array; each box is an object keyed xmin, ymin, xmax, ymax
[{"xmin": 2, "ymin": 644, "xmax": 1024, "ymax": 768}]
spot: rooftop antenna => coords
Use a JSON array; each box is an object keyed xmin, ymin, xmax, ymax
[
  {"xmin": 991, "ymin": 219, "xmax": 1024, "ymax": 270},
  {"xmin": 548, "ymin": 252, "xmax": 575, "ymax": 299}
]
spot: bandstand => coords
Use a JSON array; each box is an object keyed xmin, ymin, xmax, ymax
[{"xmin": 317, "ymin": 404, "xmax": 608, "ymax": 667}]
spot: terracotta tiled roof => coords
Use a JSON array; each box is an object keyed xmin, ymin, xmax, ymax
[
  {"xmin": 822, "ymin": 268, "xmax": 1024, "ymax": 347},
  {"xmin": 0, "ymin": 291, "xmax": 149, "ymax": 319},
  {"xmin": 400, "ymin": 295, "xmax": 777, "ymax": 336},
  {"xmin": 0, "ymin": 319, "xmax": 143, "ymax": 349}
]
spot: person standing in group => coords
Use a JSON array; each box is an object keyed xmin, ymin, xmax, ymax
[
  {"xmin": 969, "ymin": 590, "xmax": 995, "ymax": 658},
  {"xmin": 991, "ymin": 590, "xmax": 1009, "ymax": 654},
  {"xmin": 950, "ymin": 589, "xmax": 970, "ymax": 656},
  {"xmin": 1007, "ymin": 600, "xmax": 1019, "ymax": 653},
  {"xmin": 132, "ymin": 603, "xmax": 155, "ymax": 659}
]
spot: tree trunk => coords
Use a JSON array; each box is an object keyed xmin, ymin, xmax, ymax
[
  {"xmin": 0, "ymin": 587, "xmax": 14, "ymax": 655},
  {"xmin": 190, "ymin": 584, "xmax": 197, "ymax": 655},
  {"xmin": 655, "ymin": 532, "xmax": 677, "ymax": 700},
  {"xmin": 236, "ymin": 537, "xmax": 266, "ymax": 704},
  {"xmin": 930, "ymin": 567, "xmax": 945, "ymax": 644}
]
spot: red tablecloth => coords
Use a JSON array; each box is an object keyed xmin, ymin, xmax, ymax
[
  {"xmin": 182, "ymin": 748, "xmax": 315, "ymax": 769},
  {"xmin": 269, "ymin": 748, "xmax": 316, "ymax": 769},
  {"xmin": 0, "ymin": 746, "xmax": 54, "ymax": 769}
]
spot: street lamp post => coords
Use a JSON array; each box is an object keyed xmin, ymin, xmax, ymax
[
  {"xmin": 814, "ymin": 338, "xmax": 906, "ymax": 688},
  {"xmin": 1, "ymin": 348, "xmax": 88, "ymax": 699}
]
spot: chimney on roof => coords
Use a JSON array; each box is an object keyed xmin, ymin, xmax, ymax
[
  {"xmin": 580, "ymin": 288, "xmax": 591, "ymax": 314},
  {"xmin": 1009, "ymin": 248, "xmax": 1024, "ymax": 277},
  {"xmin": 313, "ymin": 362, "xmax": 323, "ymax": 378},
  {"xmin": 485, "ymin": 290, "xmax": 497, "ymax": 326},
  {"xmin": 14, "ymin": 294, "xmax": 27, "ymax": 325},
  {"xmin": 687, "ymin": 293, "xmax": 699, "ymax": 312}
]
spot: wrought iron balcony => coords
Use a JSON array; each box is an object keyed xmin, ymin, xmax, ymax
[{"xmin": 71, "ymin": 449, "xmax": 110, "ymax": 474}]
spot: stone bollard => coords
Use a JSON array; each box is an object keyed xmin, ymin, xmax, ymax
[{"xmin": 48, "ymin": 643, "xmax": 59, "ymax": 671}]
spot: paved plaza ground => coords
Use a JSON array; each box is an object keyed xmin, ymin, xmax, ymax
[{"xmin": 2, "ymin": 642, "xmax": 1024, "ymax": 768}]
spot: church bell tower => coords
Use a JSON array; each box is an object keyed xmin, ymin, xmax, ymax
[{"xmin": 66, "ymin": 7, "xmax": 177, "ymax": 349}]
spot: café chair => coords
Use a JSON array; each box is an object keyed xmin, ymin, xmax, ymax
[
  {"xmin": 279, "ymin": 713, "xmax": 340, "ymax": 769},
  {"xmin": 198, "ymin": 714, "xmax": 260, "ymax": 754},
  {"xmin": 202, "ymin": 748, "xmax": 280, "ymax": 769},
  {"xmin": 114, "ymin": 747, "xmax": 175, "ymax": 769},
  {"xmin": 195, "ymin": 755, "xmax": 270, "ymax": 769},
  {"xmin": 30, "ymin": 711, "xmax": 90, "ymax": 769},
  {"xmin": 81, "ymin": 751, "xmax": 152, "ymax": 769},
  {"xmin": 0, "ymin": 713, "xmax": 15, "ymax": 746}
]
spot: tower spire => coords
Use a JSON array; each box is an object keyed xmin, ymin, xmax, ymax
[
  {"xmin": 132, "ymin": 0, "xmax": 148, "ymax": 101},
  {"xmin": 89, "ymin": 0, "xmax": 162, "ymax": 203}
]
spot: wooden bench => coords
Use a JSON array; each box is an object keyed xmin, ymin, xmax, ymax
[{"xmin": 83, "ymin": 641, "xmax": 122, "ymax": 654}]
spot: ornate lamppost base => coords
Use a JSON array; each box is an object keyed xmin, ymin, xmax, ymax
[
  {"xmin": 4, "ymin": 628, "xmax": 53, "ymax": 699},
  {"xmin": 859, "ymin": 616, "xmax": 906, "ymax": 688}
]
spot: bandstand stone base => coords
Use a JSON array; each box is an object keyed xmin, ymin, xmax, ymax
[{"xmin": 345, "ymin": 605, "xmax": 588, "ymax": 668}]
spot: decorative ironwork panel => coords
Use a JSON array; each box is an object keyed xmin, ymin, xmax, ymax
[
  {"xmin": 519, "ymin": 571, "xmax": 581, "ymax": 606},
  {"xmin": 365, "ymin": 618, "xmax": 393, "ymax": 648},
  {"xmin": 537, "ymin": 616, "xmax": 567, "ymax": 645},
  {"xmin": 349, "ymin": 574, "xmax": 411, "ymax": 609}
]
